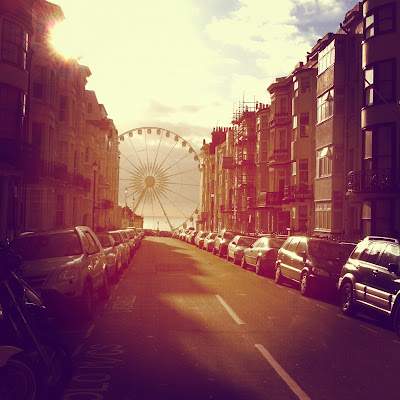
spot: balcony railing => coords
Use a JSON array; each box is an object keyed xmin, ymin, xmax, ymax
[
  {"xmin": 265, "ymin": 191, "xmax": 284, "ymax": 205},
  {"xmin": 347, "ymin": 169, "xmax": 400, "ymax": 194},
  {"xmin": 268, "ymin": 149, "xmax": 289, "ymax": 163},
  {"xmin": 283, "ymin": 184, "xmax": 313, "ymax": 200},
  {"xmin": 54, "ymin": 162, "xmax": 68, "ymax": 182}
]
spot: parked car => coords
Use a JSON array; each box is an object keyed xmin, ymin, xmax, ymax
[
  {"xmin": 275, "ymin": 236, "xmax": 353, "ymax": 296},
  {"xmin": 213, "ymin": 230, "xmax": 241, "ymax": 257},
  {"xmin": 187, "ymin": 230, "xmax": 198, "ymax": 244},
  {"xmin": 241, "ymin": 236, "xmax": 285, "ymax": 275},
  {"xmin": 124, "ymin": 228, "xmax": 137, "ymax": 257},
  {"xmin": 227, "ymin": 235, "xmax": 258, "ymax": 265},
  {"xmin": 10, "ymin": 226, "xmax": 110, "ymax": 320},
  {"xmin": 96, "ymin": 232, "xmax": 120, "ymax": 281},
  {"xmin": 109, "ymin": 230, "xmax": 130, "ymax": 268},
  {"xmin": 118, "ymin": 230, "xmax": 133, "ymax": 260},
  {"xmin": 338, "ymin": 236, "xmax": 400, "ymax": 336},
  {"xmin": 195, "ymin": 231, "xmax": 209, "ymax": 248},
  {"xmin": 203, "ymin": 232, "xmax": 217, "ymax": 252}
]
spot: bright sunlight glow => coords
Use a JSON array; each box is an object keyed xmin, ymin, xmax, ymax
[{"xmin": 49, "ymin": 20, "xmax": 80, "ymax": 60}]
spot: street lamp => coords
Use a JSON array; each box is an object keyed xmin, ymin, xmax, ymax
[
  {"xmin": 124, "ymin": 188, "xmax": 128, "ymax": 225},
  {"xmin": 92, "ymin": 161, "xmax": 98, "ymax": 231}
]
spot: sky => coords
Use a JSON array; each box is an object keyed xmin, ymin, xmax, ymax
[
  {"xmin": 48, "ymin": 0, "xmax": 358, "ymax": 227},
  {"xmin": 50, "ymin": 0, "xmax": 358, "ymax": 150}
]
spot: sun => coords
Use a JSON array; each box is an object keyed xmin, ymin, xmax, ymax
[{"xmin": 49, "ymin": 20, "xmax": 80, "ymax": 60}]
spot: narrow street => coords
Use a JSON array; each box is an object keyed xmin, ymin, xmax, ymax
[{"xmin": 59, "ymin": 237, "xmax": 400, "ymax": 400}]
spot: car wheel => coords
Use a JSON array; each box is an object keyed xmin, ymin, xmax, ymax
[
  {"xmin": 300, "ymin": 272, "xmax": 311, "ymax": 296},
  {"xmin": 275, "ymin": 264, "xmax": 283, "ymax": 284},
  {"xmin": 255, "ymin": 259, "xmax": 263, "ymax": 275},
  {"xmin": 81, "ymin": 281, "xmax": 95, "ymax": 321},
  {"xmin": 218, "ymin": 248, "xmax": 224, "ymax": 258},
  {"xmin": 241, "ymin": 256, "xmax": 247, "ymax": 269},
  {"xmin": 339, "ymin": 282, "xmax": 357, "ymax": 316},
  {"xmin": 393, "ymin": 305, "xmax": 400, "ymax": 338},
  {"xmin": 0, "ymin": 356, "xmax": 37, "ymax": 400},
  {"xmin": 99, "ymin": 269, "xmax": 110, "ymax": 300}
]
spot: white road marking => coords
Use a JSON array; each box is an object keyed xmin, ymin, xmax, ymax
[
  {"xmin": 301, "ymin": 297, "xmax": 310, "ymax": 302},
  {"xmin": 84, "ymin": 323, "xmax": 95, "ymax": 339},
  {"xmin": 336, "ymin": 313, "xmax": 349, "ymax": 321},
  {"xmin": 393, "ymin": 340, "xmax": 400, "ymax": 345},
  {"xmin": 316, "ymin": 304, "xmax": 327, "ymax": 310},
  {"xmin": 360, "ymin": 324, "xmax": 377, "ymax": 333},
  {"xmin": 72, "ymin": 343, "xmax": 83, "ymax": 359},
  {"xmin": 215, "ymin": 295, "xmax": 245, "ymax": 325},
  {"xmin": 255, "ymin": 344, "xmax": 311, "ymax": 400}
]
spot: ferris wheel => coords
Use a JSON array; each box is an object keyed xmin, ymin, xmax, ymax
[{"xmin": 118, "ymin": 127, "xmax": 200, "ymax": 231}]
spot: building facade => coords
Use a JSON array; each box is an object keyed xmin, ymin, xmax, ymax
[{"xmin": 0, "ymin": 0, "xmax": 120, "ymax": 242}]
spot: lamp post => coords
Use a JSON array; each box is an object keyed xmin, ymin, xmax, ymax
[
  {"xmin": 92, "ymin": 161, "xmax": 98, "ymax": 231},
  {"xmin": 124, "ymin": 188, "xmax": 128, "ymax": 223}
]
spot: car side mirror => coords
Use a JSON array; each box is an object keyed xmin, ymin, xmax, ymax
[
  {"xmin": 249, "ymin": 244, "xmax": 253, "ymax": 248},
  {"xmin": 388, "ymin": 263, "xmax": 400, "ymax": 275},
  {"xmin": 231, "ymin": 242, "xmax": 236, "ymax": 245},
  {"xmin": 302, "ymin": 251, "xmax": 307, "ymax": 263}
]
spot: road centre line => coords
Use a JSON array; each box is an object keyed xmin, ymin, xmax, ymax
[
  {"xmin": 215, "ymin": 295, "xmax": 245, "ymax": 325},
  {"xmin": 316, "ymin": 304, "xmax": 328, "ymax": 310},
  {"xmin": 255, "ymin": 344, "xmax": 311, "ymax": 400},
  {"xmin": 336, "ymin": 313, "xmax": 349, "ymax": 320}
]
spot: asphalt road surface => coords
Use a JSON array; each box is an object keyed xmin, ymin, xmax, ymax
[{"xmin": 58, "ymin": 237, "xmax": 400, "ymax": 400}]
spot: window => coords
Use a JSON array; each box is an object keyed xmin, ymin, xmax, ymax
[
  {"xmin": 317, "ymin": 147, "xmax": 332, "ymax": 177},
  {"xmin": 31, "ymin": 123, "xmax": 43, "ymax": 149},
  {"xmin": 2, "ymin": 20, "xmax": 28, "ymax": 70},
  {"xmin": 317, "ymin": 89, "xmax": 334, "ymax": 123},
  {"xmin": 301, "ymin": 77, "xmax": 310, "ymax": 93},
  {"xmin": 364, "ymin": 3, "xmax": 396, "ymax": 40},
  {"xmin": 293, "ymin": 80, "xmax": 299, "ymax": 98},
  {"xmin": 59, "ymin": 95, "xmax": 68, "ymax": 122},
  {"xmin": 380, "ymin": 244, "xmax": 400, "ymax": 268},
  {"xmin": 280, "ymin": 98, "xmax": 287, "ymax": 114},
  {"xmin": 298, "ymin": 206, "xmax": 308, "ymax": 231},
  {"xmin": 0, "ymin": 85, "xmax": 26, "ymax": 139},
  {"xmin": 299, "ymin": 159, "xmax": 308, "ymax": 184},
  {"xmin": 363, "ymin": 125, "xmax": 394, "ymax": 171},
  {"xmin": 364, "ymin": 59, "xmax": 396, "ymax": 106},
  {"xmin": 278, "ymin": 130, "xmax": 286, "ymax": 150},
  {"xmin": 315, "ymin": 202, "xmax": 331, "ymax": 230},
  {"xmin": 318, "ymin": 40, "xmax": 335, "ymax": 74},
  {"xmin": 300, "ymin": 112, "xmax": 309, "ymax": 137}
]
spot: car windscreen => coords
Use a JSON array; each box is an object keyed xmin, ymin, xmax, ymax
[
  {"xmin": 224, "ymin": 232, "xmax": 238, "ymax": 240},
  {"xmin": 12, "ymin": 232, "xmax": 82, "ymax": 260}
]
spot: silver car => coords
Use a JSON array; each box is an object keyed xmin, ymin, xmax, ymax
[{"xmin": 11, "ymin": 226, "xmax": 109, "ymax": 320}]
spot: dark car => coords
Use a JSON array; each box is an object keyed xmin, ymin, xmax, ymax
[
  {"xmin": 227, "ymin": 235, "xmax": 258, "ymax": 265},
  {"xmin": 275, "ymin": 236, "xmax": 353, "ymax": 296},
  {"xmin": 203, "ymin": 232, "xmax": 217, "ymax": 252},
  {"xmin": 241, "ymin": 236, "xmax": 285, "ymax": 275},
  {"xmin": 213, "ymin": 230, "xmax": 241, "ymax": 257},
  {"xmin": 11, "ymin": 226, "xmax": 109, "ymax": 320},
  {"xmin": 338, "ymin": 236, "xmax": 400, "ymax": 337}
]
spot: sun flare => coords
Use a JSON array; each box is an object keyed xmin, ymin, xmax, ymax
[{"xmin": 49, "ymin": 20, "xmax": 80, "ymax": 60}]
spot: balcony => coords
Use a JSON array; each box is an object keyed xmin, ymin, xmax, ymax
[
  {"xmin": 268, "ymin": 149, "xmax": 289, "ymax": 164},
  {"xmin": 269, "ymin": 112, "xmax": 290, "ymax": 127},
  {"xmin": 265, "ymin": 191, "xmax": 284, "ymax": 205},
  {"xmin": 347, "ymin": 169, "xmax": 400, "ymax": 194},
  {"xmin": 283, "ymin": 184, "xmax": 313, "ymax": 201},
  {"xmin": 54, "ymin": 162, "xmax": 68, "ymax": 182}
]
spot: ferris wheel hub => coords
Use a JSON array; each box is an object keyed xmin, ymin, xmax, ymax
[{"xmin": 144, "ymin": 175, "xmax": 156, "ymax": 187}]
